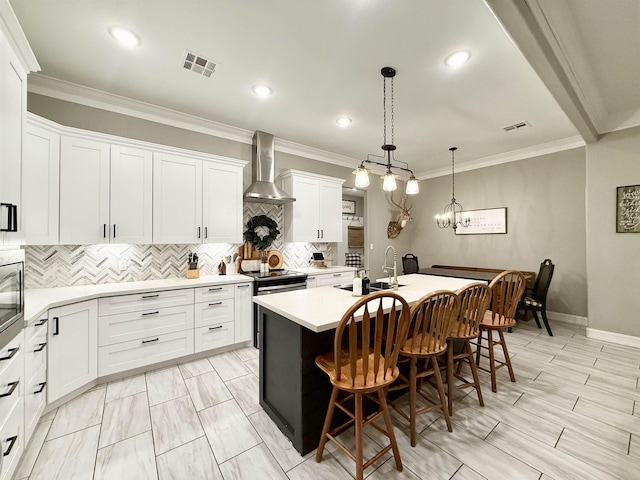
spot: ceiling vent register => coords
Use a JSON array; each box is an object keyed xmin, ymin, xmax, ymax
[
  {"xmin": 182, "ymin": 50, "xmax": 216, "ymax": 77},
  {"xmin": 502, "ymin": 121, "xmax": 530, "ymax": 132}
]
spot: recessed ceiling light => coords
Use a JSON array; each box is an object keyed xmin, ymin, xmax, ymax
[
  {"xmin": 109, "ymin": 26, "xmax": 141, "ymax": 47},
  {"xmin": 444, "ymin": 50, "xmax": 471, "ymax": 68},
  {"xmin": 252, "ymin": 84, "xmax": 272, "ymax": 97},
  {"xmin": 336, "ymin": 117, "xmax": 352, "ymax": 127}
]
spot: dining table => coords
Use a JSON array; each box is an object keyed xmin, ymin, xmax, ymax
[{"xmin": 418, "ymin": 267, "xmax": 497, "ymax": 282}]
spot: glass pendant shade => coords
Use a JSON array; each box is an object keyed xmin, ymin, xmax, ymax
[
  {"xmin": 354, "ymin": 166, "xmax": 370, "ymax": 188},
  {"xmin": 405, "ymin": 176, "xmax": 419, "ymax": 195},
  {"xmin": 382, "ymin": 171, "xmax": 397, "ymax": 191}
]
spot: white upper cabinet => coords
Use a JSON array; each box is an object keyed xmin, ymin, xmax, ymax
[
  {"xmin": 110, "ymin": 145, "xmax": 153, "ymax": 244},
  {"xmin": 23, "ymin": 118, "xmax": 60, "ymax": 245},
  {"xmin": 59, "ymin": 137, "xmax": 153, "ymax": 244},
  {"xmin": 280, "ymin": 170, "xmax": 345, "ymax": 243},
  {"xmin": 154, "ymin": 152, "xmax": 244, "ymax": 244},
  {"xmin": 59, "ymin": 136, "xmax": 110, "ymax": 244}
]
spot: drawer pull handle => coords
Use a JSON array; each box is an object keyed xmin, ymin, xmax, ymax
[
  {"xmin": 142, "ymin": 338, "xmax": 159, "ymax": 344},
  {"xmin": 0, "ymin": 381, "xmax": 19, "ymax": 398},
  {"xmin": 142, "ymin": 294, "xmax": 159, "ymax": 299},
  {"xmin": 208, "ymin": 302, "xmax": 222, "ymax": 307},
  {"xmin": 53, "ymin": 317, "xmax": 59, "ymax": 335},
  {"xmin": 333, "ymin": 273, "xmax": 341, "ymax": 277},
  {"xmin": 34, "ymin": 343, "xmax": 47, "ymax": 352},
  {"xmin": 3, "ymin": 435, "xmax": 17, "ymax": 457},
  {"xmin": 35, "ymin": 318, "xmax": 48, "ymax": 327},
  {"xmin": 34, "ymin": 382, "xmax": 47, "ymax": 394},
  {"xmin": 142, "ymin": 311, "xmax": 160, "ymax": 316},
  {"xmin": 208, "ymin": 287, "xmax": 223, "ymax": 291},
  {"xmin": 209, "ymin": 326, "xmax": 223, "ymax": 331},
  {"xmin": 237, "ymin": 284, "xmax": 250, "ymax": 288},
  {"xmin": 0, "ymin": 347, "xmax": 19, "ymax": 361}
]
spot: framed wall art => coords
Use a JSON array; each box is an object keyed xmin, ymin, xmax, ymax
[
  {"xmin": 455, "ymin": 207, "xmax": 507, "ymax": 235},
  {"xmin": 342, "ymin": 199, "xmax": 356, "ymax": 215},
  {"xmin": 616, "ymin": 184, "xmax": 640, "ymax": 233}
]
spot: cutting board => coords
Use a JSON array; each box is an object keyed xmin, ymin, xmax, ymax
[{"xmin": 238, "ymin": 241, "xmax": 262, "ymax": 261}]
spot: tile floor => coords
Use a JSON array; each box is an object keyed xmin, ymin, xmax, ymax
[{"xmin": 14, "ymin": 321, "xmax": 640, "ymax": 480}]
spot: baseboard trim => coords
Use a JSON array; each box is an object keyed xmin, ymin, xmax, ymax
[
  {"xmin": 587, "ymin": 328, "xmax": 640, "ymax": 349},
  {"xmin": 547, "ymin": 311, "xmax": 588, "ymax": 326}
]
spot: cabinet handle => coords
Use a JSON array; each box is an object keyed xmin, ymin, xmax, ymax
[
  {"xmin": 103, "ymin": 224, "xmax": 107, "ymax": 238},
  {"xmin": 321, "ymin": 229, "xmax": 324, "ymax": 239},
  {"xmin": 0, "ymin": 347, "xmax": 19, "ymax": 361},
  {"xmin": 35, "ymin": 318, "xmax": 48, "ymax": 327},
  {"xmin": 317, "ymin": 229, "xmax": 320, "ymax": 239},
  {"xmin": 204, "ymin": 227, "xmax": 208, "ymax": 239},
  {"xmin": 53, "ymin": 317, "xmax": 59, "ymax": 335},
  {"xmin": 208, "ymin": 287, "xmax": 223, "ymax": 291},
  {"xmin": 197, "ymin": 227, "xmax": 201, "ymax": 239},
  {"xmin": 237, "ymin": 284, "xmax": 250, "ymax": 288},
  {"xmin": 142, "ymin": 311, "xmax": 159, "ymax": 316},
  {"xmin": 142, "ymin": 294, "xmax": 159, "ymax": 299},
  {"xmin": 208, "ymin": 302, "xmax": 222, "ymax": 307},
  {"xmin": 142, "ymin": 337, "xmax": 159, "ymax": 344},
  {"xmin": 3, "ymin": 435, "xmax": 17, "ymax": 457},
  {"xmin": 0, "ymin": 203, "xmax": 17, "ymax": 232},
  {"xmin": 333, "ymin": 273, "xmax": 341, "ymax": 277},
  {"xmin": 113, "ymin": 224, "xmax": 116, "ymax": 238},
  {"xmin": 0, "ymin": 381, "xmax": 19, "ymax": 398},
  {"xmin": 34, "ymin": 382, "xmax": 47, "ymax": 394},
  {"xmin": 34, "ymin": 343, "xmax": 47, "ymax": 352},
  {"xmin": 209, "ymin": 325, "xmax": 223, "ymax": 331}
]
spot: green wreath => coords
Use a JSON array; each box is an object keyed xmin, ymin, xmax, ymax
[{"xmin": 244, "ymin": 215, "xmax": 280, "ymax": 251}]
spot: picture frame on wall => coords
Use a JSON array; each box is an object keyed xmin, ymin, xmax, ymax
[
  {"xmin": 455, "ymin": 207, "xmax": 507, "ymax": 235},
  {"xmin": 342, "ymin": 200, "xmax": 356, "ymax": 215},
  {"xmin": 616, "ymin": 185, "xmax": 640, "ymax": 233}
]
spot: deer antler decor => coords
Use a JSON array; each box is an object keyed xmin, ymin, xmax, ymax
[{"xmin": 387, "ymin": 192, "xmax": 412, "ymax": 238}]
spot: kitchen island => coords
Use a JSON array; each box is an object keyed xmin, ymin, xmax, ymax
[{"xmin": 253, "ymin": 273, "xmax": 480, "ymax": 454}]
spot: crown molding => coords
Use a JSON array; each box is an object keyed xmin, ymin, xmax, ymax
[
  {"xmin": 27, "ymin": 74, "xmax": 361, "ymax": 168},
  {"xmin": 418, "ymin": 135, "xmax": 585, "ymax": 179},
  {"xmin": 0, "ymin": 0, "xmax": 39, "ymax": 72}
]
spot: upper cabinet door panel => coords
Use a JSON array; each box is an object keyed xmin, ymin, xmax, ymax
[
  {"xmin": 286, "ymin": 176, "xmax": 320, "ymax": 242},
  {"xmin": 23, "ymin": 122, "xmax": 60, "ymax": 245},
  {"xmin": 153, "ymin": 153, "xmax": 202, "ymax": 244},
  {"xmin": 202, "ymin": 161, "xmax": 243, "ymax": 244},
  {"xmin": 59, "ymin": 137, "xmax": 110, "ymax": 245},
  {"xmin": 110, "ymin": 145, "xmax": 153, "ymax": 244},
  {"xmin": 319, "ymin": 180, "xmax": 342, "ymax": 242}
]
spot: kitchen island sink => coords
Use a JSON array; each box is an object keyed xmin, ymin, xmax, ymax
[{"xmin": 334, "ymin": 281, "xmax": 405, "ymax": 292}]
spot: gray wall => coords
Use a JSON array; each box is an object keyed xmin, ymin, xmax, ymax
[
  {"xmin": 409, "ymin": 148, "xmax": 588, "ymax": 318},
  {"xmin": 586, "ymin": 126, "xmax": 640, "ymax": 336}
]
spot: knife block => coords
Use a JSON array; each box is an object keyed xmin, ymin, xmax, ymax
[{"xmin": 186, "ymin": 268, "xmax": 200, "ymax": 279}]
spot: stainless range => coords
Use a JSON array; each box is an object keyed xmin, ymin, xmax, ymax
[{"xmin": 242, "ymin": 269, "xmax": 308, "ymax": 347}]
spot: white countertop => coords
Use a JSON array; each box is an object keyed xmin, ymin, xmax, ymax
[
  {"xmin": 253, "ymin": 274, "xmax": 482, "ymax": 333},
  {"xmin": 24, "ymin": 274, "xmax": 252, "ymax": 324},
  {"xmin": 292, "ymin": 266, "xmax": 356, "ymax": 275}
]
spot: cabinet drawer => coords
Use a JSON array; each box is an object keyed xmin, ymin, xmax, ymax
[
  {"xmin": 24, "ymin": 335, "xmax": 47, "ymax": 385},
  {"xmin": 24, "ymin": 363, "xmax": 47, "ymax": 443},
  {"xmin": 194, "ymin": 299, "xmax": 234, "ymax": 328},
  {"xmin": 98, "ymin": 330, "xmax": 194, "ymax": 376},
  {"xmin": 316, "ymin": 271, "xmax": 354, "ymax": 287},
  {"xmin": 25, "ymin": 316, "xmax": 48, "ymax": 345},
  {"xmin": 0, "ymin": 332, "xmax": 22, "ymax": 379},
  {"xmin": 194, "ymin": 284, "xmax": 234, "ymax": 303},
  {"xmin": 98, "ymin": 288, "xmax": 195, "ymax": 316},
  {"xmin": 0, "ymin": 349, "xmax": 22, "ymax": 429},
  {"xmin": 99, "ymin": 304, "xmax": 194, "ymax": 346},
  {"xmin": 194, "ymin": 323, "xmax": 235, "ymax": 353},
  {"xmin": 0, "ymin": 399, "xmax": 23, "ymax": 480}
]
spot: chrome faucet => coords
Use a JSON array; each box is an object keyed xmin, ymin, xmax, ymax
[{"xmin": 382, "ymin": 245, "xmax": 398, "ymax": 289}]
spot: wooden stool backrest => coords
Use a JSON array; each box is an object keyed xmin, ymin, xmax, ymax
[
  {"xmin": 487, "ymin": 270, "xmax": 526, "ymax": 326},
  {"xmin": 405, "ymin": 290, "xmax": 460, "ymax": 355},
  {"xmin": 452, "ymin": 283, "xmax": 492, "ymax": 337},
  {"xmin": 333, "ymin": 291, "xmax": 411, "ymax": 388}
]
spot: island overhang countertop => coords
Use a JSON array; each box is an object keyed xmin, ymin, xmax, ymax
[{"xmin": 253, "ymin": 273, "xmax": 483, "ymax": 332}]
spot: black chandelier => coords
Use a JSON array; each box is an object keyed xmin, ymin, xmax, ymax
[
  {"xmin": 435, "ymin": 147, "xmax": 470, "ymax": 231},
  {"xmin": 353, "ymin": 67, "xmax": 419, "ymax": 195}
]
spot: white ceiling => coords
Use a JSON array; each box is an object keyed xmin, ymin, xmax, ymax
[{"xmin": 10, "ymin": 0, "xmax": 638, "ymax": 177}]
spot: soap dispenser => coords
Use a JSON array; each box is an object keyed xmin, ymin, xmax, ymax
[
  {"xmin": 352, "ymin": 270, "xmax": 362, "ymax": 296},
  {"xmin": 362, "ymin": 270, "xmax": 370, "ymax": 295}
]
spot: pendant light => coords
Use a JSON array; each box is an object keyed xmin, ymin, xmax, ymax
[
  {"xmin": 435, "ymin": 147, "xmax": 470, "ymax": 231},
  {"xmin": 352, "ymin": 67, "xmax": 419, "ymax": 195}
]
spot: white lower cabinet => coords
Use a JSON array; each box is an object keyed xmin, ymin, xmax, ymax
[
  {"xmin": 0, "ymin": 331, "xmax": 24, "ymax": 480},
  {"xmin": 23, "ymin": 316, "xmax": 48, "ymax": 442},
  {"xmin": 234, "ymin": 282, "xmax": 252, "ymax": 343},
  {"xmin": 315, "ymin": 271, "xmax": 354, "ymax": 287},
  {"xmin": 193, "ymin": 285, "xmax": 235, "ymax": 353},
  {"xmin": 47, "ymin": 300, "xmax": 98, "ymax": 404},
  {"xmin": 98, "ymin": 330, "xmax": 194, "ymax": 376},
  {"xmin": 194, "ymin": 324, "xmax": 234, "ymax": 353}
]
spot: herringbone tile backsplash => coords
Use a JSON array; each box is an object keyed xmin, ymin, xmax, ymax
[{"xmin": 24, "ymin": 203, "xmax": 336, "ymax": 289}]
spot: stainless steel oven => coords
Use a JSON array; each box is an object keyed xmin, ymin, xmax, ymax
[{"xmin": 0, "ymin": 249, "xmax": 24, "ymax": 350}]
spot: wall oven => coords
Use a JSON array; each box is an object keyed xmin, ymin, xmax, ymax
[{"xmin": 0, "ymin": 249, "xmax": 24, "ymax": 350}]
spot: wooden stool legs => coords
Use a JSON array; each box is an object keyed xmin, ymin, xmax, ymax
[
  {"xmin": 316, "ymin": 386, "xmax": 339, "ymax": 462},
  {"xmin": 447, "ymin": 339, "xmax": 484, "ymax": 415},
  {"xmin": 475, "ymin": 328, "xmax": 516, "ymax": 393}
]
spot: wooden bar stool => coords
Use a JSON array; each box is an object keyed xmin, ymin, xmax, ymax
[
  {"xmin": 475, "ymin": 270, "xmax": 526, "ymax": 392},
  {"xmin": 446, "ymin": 283, "xmax": 491, "ymax": 415},
  {"xmin": 388, "ymin": 290, "xmax": 460, "ymax": 446},
  {"xmin": 315, "ymin": 291, "xmax": 412, "ymax": 480}
]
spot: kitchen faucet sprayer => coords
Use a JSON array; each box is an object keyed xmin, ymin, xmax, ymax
[{"xmin": 382, "ymin": 245, "xmax": 398, "ymax": 289}]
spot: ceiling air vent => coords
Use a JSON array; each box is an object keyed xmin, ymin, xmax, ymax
[
  {"xmin": 502, "ymin": 121, "xmax": 530, "ymax": 132},
  {"xmin": 182, "ymin": 50, "xmax": 216, "ymax": 78}
]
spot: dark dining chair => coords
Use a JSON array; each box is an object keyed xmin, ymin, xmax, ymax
[
  {"xmin": 402, "ymin": 253, "xmax": 419, "ymax": 274},
  {"xmin": 520, "ymin": 259, "xmax": 555, "ymax": 336}
]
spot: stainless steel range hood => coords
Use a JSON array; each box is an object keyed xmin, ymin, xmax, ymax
[{"xmin": 243, "ymin": 131, "xmax": 296, "ymax": 204}]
